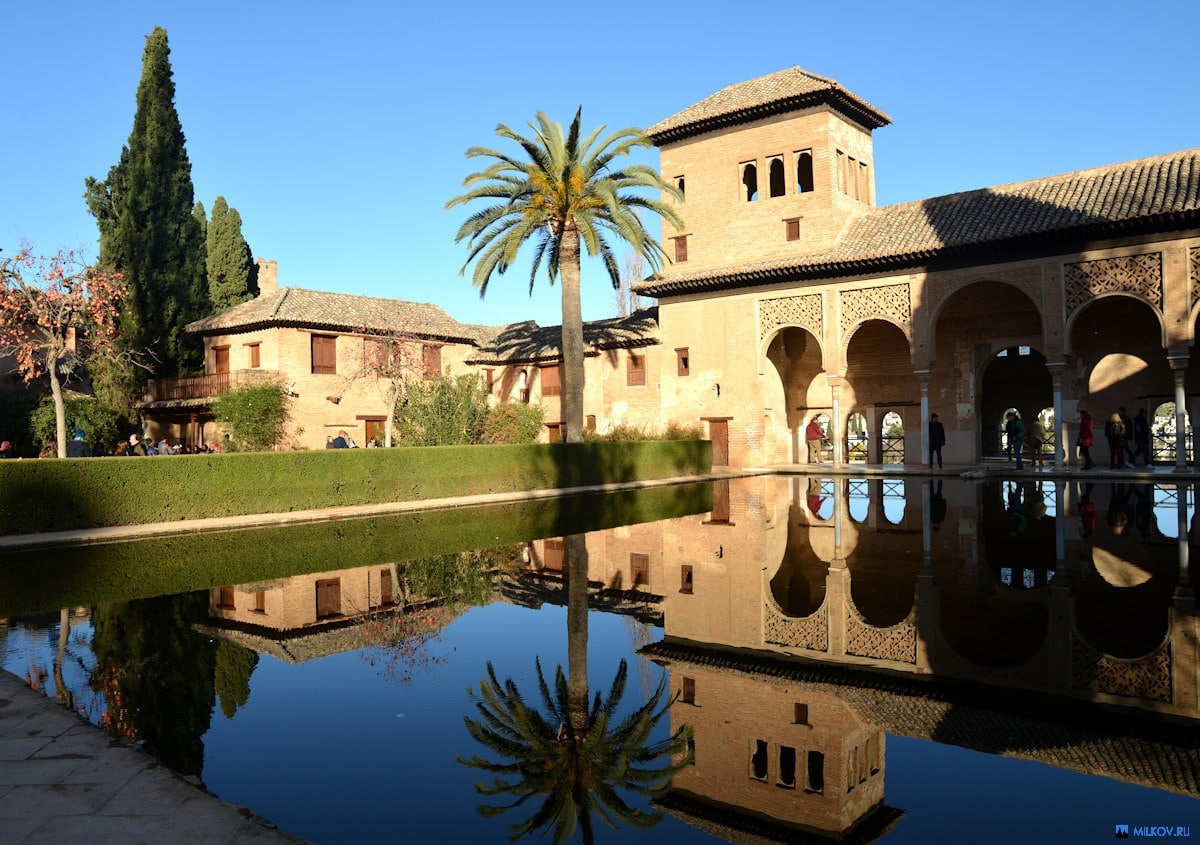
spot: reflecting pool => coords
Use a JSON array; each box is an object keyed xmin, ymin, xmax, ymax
[{"xmin": 3, "ymin": 476, "xmax": 1199, "ymax": 843}]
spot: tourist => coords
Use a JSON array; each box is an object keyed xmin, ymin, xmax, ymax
[
  {"xmin": 91, "ymin": 436, "xmax": 109, "ymax": 457},
  {"xmin": 1028, "ymin": 417, "xmax": 1047, "ymax": 467},
  {"xmin": 1118, "ymin": 406, "xmax": 1135, "ymax": 468},
  {"xmin": 1005, "ymin": 412, "xmax": 1025, "ymax": 470},
  {"xmin": 330, "ymin": 430, "xmax": 350, "ymax": 449},
  {"xmin": 1104, "ymin": 411, "xmax": 1127, "ymax": 469},
  {"xmin": 1129, "ymin": 408, "xmax": 1152, "ymax": 467},
  {"xmin": 928, "ymin": 412, "xmax": 946, "ymax": 469},
  {"xmin": 929, "ymin": 479, "xmax": 947, "ymax": 531},
  {"xmin": 66, "ymin": 428, "xmax": 91, "ymax": 458},
  {"xmin": 1077, "ymin": 410, "xmax": 1095, "ymax": 469},
  {"xmin": 38, "ymin": 440, "xmax": 55, "ymax": 459},
  {"xmin": 0, "ymin": 440, "xmax": 13, "ymax": 459},
  {"xmin": 129, "ymin": 434, "xmax": 148, "ymax": 456},
  {"xmin": 805, "ymin": 417, "xmax": 827, "ymax": 463},
  {"xmin": 1079, "ymin": 482, "xmax": 1096, "ymax": 537}
]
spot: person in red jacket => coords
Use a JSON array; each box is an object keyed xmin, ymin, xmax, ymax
[{"xmin": 1077, "ymin": 410, "xmax": 1095, "ymax": 470}]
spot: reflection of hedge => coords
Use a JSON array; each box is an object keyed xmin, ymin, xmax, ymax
[
  {"xmin": 0, "ymin": 483, "xmax": 712, "ymax": 617},
  {"xmin": 0, "ymin": 440, "xmax": 711, "ymax": 535}
]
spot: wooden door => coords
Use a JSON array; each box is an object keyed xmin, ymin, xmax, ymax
[{"xmin": 708, "ymin": 419, "xmax": 729, "ymax": 466}]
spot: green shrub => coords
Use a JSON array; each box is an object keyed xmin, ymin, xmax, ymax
[
  {"xmin": 0, "ymin": 439, "xmax": 713, "ymax": 536},
  {"xmin": 395, "ymin": 374, "xmax": 489, "ymax": 445},
  {"xmin": 482, "ymin": 402, "xmax": 545, "ymax": 444},
  {"xmin": 210, "ymin": 382, "xmax": 290, "ymax": 451},
  {"xmin": 584, "ymin": 420, "xmax": 705, "ymax": 442},
  {"xmin": 29, "ymin": 394, "xmax": 122, "ymax": 452}
]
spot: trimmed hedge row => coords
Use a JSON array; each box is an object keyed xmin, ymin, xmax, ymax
[
  {"xmin": 0, "ymin": 440, "xmax": 711, "ymax": 536},
  {"xmin": 0, "ymin": 482, "xmax": 714, "ymax": 617}
]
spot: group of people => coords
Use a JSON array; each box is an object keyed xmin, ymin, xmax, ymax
[
  {"xmin": 21, "ymin": 429, "xmax": 221, "ymax": 458},
  {"xmin": 1076, "ymin": 406, "xmax": 1152, "ymax": 470}
]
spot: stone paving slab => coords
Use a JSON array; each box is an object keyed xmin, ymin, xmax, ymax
[{"xmin": 0, "ymin": 671, "xmax": 307, "ymax": 844}]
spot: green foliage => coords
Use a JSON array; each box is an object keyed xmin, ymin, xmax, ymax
[
  {"xmin": 446, "ymin": 110, "xmax": 683, "ymax": 444},
  {"xmin": 404, "ymin": 549, "xmax": 504, "ymax": 607},
  {"xmin": 214, "ymin": 639, "xmax": 259, "ymax": 720},
  {"xmin": 481, "ymin": 402, "xmax": 545, "ymax": 445},
  {"xmin": 84, "ymin": 26, "xmax": 206, "ymax": 376},
  {"xmin": 29, "ymin": 394, "xmax": 121, "ymax": 452},
  {"xmin": 205, "ymin": 195, "xmax": 257, "ymax": 312},
  {"xmin": 584, "ymin": 421, "xmax": 704, "ymax": 442},
  {"xmin": 0, "ymin": 440, "xmax": 712, "ymax": 537},
  {"xmin": 395, "ymin": 374, "xmax": 489, "ymax": 445},
  {"xmin": 210, "ymin": 382, "xmax": 290, "ymax": 452}
]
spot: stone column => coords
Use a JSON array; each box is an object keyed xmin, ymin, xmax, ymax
[
  {"xmin": 829, "ymin": 376, "xmax": 845, "ymax": 466},
  {"xmin": 916, "ymin": 370, "xmax": 931, "ymax": 468},
  {"xmin": 1170, "ymin": 358, "xmax": 1189, "ymax": 470},
  {"xmin": 1047, "ymin": 363, "xmax": 1066, "ymax": 467}
]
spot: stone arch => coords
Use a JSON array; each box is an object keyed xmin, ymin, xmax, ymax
[
  {"xmin": 764, "ymin": 325, "xmax": 830, "ymax": 464},
  {"xmin": 979, "ymin": 347, "xmax": 1052, "ymax": 459},
  {"xmin": 1069, "ymin": 296, "xmax": 1171, "ymax": 419},
  {"xmin": 925, "ymin": 273, "xmax": 1047, "ymax": 363},
  {"xmin": 842, "ymin": 320, "xmax": 921, "ymax": 463},
  {"xmin": 1064, "ymin": 291, "xmax": 1167, "ymax": 355}
]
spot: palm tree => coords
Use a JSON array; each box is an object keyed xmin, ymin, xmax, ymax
[
  {"xmin": 446, "ymin": 110, "xmax": 682, "ymax": 443},
  {"xmin": 460, "ymin": 657, "xmax": 691, "ymax": 844}
]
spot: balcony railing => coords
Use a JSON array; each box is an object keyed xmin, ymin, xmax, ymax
[{"xmin": 150, "ymin": 372, "xmax": 232, "ymax": 401}]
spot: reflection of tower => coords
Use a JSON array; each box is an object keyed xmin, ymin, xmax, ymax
[{"xmin": 645, "ymin": 652, "xmax": 902, "ymax": 841}]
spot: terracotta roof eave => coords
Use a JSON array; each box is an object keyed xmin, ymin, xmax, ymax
[
  {"xmin": 189, "ymin": 319, "xmax": 481, "ymax": 346},
  {"xmin": 650, "ymin": 90, "xmax": 891, "ymax": 145},
  {"xmin": 640, "ymin": 209, "xmax": 1200, "ymax": 297}
]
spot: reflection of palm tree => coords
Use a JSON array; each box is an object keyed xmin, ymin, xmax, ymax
[
  {"xmin": 460, "ymin": 534, "xmax": 691, "ymax": 843},
  {"xmin": 461, "ymin": 658, "xmax": 690, "ymax": 844}
]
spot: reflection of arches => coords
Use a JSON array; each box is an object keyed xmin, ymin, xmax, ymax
[
  {"xmin": 980, "ymin": 347, "xmax": 1051, "ymax": 459},
  {"xmin": 765, "ymin": 326, "xmax": 828, "ymax": 463},
  {"xmin": 768, "ymin": 503, "xmax": 828, "ymax": 616}
]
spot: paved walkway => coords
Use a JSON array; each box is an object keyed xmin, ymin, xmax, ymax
[{"xmin": 0, "ymin": 672, "xmax": 306, "ymax": 844}]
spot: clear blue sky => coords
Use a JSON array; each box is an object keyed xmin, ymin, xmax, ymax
[{"xmin": 3, "ymin": 0, "xmax": 1196, "ymax": 329}]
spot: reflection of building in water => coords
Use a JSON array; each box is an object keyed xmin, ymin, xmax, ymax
[
  {"xmin": 648, "ymin": 475, "xmax": 1200, "ymax": 723},
  {"xmin": 198, "ymin": 563, "xmax": 443, "ymax": 663},
  {"xmin": 604, "ymin": 474, "xmax": 1200, "ymax": 826},
  {"xmin": 649, "ymin": 655, "xmax": 902, "ymax": 842}
]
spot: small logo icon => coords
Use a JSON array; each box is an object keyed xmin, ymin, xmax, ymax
[{"xmin": 1115, "ymin": 825, "xmax": 1129, "ymax": 839}]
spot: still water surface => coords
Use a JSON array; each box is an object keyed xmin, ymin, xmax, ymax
[{"xmin": 2, "ymin": 475, "xmax": 1199, "ymax": 843}]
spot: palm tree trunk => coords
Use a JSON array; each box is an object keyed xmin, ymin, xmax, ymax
[
  {"xmin": 559, "ymin": 226, "xmax": 585, "ymax": 444},
  {"xmin": 565, "ymin": 532, "xmax": 590, "ymax": 734}
]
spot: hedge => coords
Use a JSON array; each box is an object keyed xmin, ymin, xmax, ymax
[
  {"xmin": 0, "ymin": 440, "xmax": 711, "ymax": 536},
  {"xmin": 0, "ymin": 482, "xmax": 713, "ymax": 617}
]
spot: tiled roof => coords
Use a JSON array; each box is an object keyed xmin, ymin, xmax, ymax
[
  {"xmin": 638, "ymin": 148, "xmax": 1200, "ymax": 297},
  {"xmin": 186, "ymin": 287, "xmax": 488, "ymax": 344},
  {"xmin": 647, "ymin": 66, "xmax": 892, "ymax": 144},
  {"xmin": 467, "ymin": 308, "xmax": 660, "ymax": 364}
]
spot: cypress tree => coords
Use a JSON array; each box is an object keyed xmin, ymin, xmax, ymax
[
  {"xmin": 84, "ymin": 26, "xmax": 207, "ymax": 376},
  {"xmin": 205, "ymin": 196, "xmax": 258, "ymax": 311}
]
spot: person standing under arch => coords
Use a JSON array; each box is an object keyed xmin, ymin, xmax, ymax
[
  {"xmin": 1077, "ymin": 410, "xmax": 1095, "ymax": 470},
  {"xmin": 928, "ymin": 412, "xmax": 946, "ymax": 469},
  {"xmin": 805, "ymin": 416, "xmax": 828, "ymax": 463}
]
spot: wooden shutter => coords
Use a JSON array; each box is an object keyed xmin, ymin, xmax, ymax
[
  {"xmin": 213, "ymin": 346, "xmax": 230, "ymax": 374},
  {"xmin": 627, "ymin": 353, "xmax": 645, "ymax": 386},
  {"xmin": 315, "ymin": 578, "xmax": 342, "ymax": 618},
  {"xmin": 540, "ymin": 364, "xmax": 561, "ymax": 397},
  {"xmin": 312, "ymin": 335, "xmax": 337, "ymax": 374},
  {"xmin": 422, "ymin": 345, "xmax": 442, "ymax": 378}
]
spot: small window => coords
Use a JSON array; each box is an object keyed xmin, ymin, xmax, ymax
[
  {"xmin": 484, "ymin": 368, "xmax": 495, "ymax": 392},
  {"xmin": 631, "ymin": 553, "xmax": 649, "ymax": 587},
  {"xmin": 681, "ymin": 677, "xmax": 696, "ymax": 705},
  {"xmin": 676, "ymin": 348, "xmax": 690, "ymax": 377},
  {"xmin": 627, "ymin": 353, "xmax": 646, "ymax": 386},
  {"xmin": 518, "ymin": 370, "xmax": 530, "ymax": 402},
  {"xmin": 545, "ymin": 423, "xmax": 563, "ymax": 442},
  {"xmin": 768, "ymin": 156, "xmax": 785, "ymax": 198},
  {"xmin": 751, "ymin": 740, "xmax": 768, "ymax": 781},
  {"xmin": 675, "ymin": 175, "xmax": 685, "ymax": 197},
  {"xmin": 741, "ymin": 162, "xmax": 758, "ymax": 201},
  {"xmin": 316, "ymin": 578, "xmax": 342, "ymax": 619},
  {"xmin": 213, "ymin": 346, "xmax": 230, "ymax": 374},
  {"xmin": 253, "ymin": 590, "xmax": 266, "ymax": 613},
  {"xmin": 858, "ymin": 161, "xmax": 869, "ymax": 202},
  {"xmin": 673, "ymin": 235, "xmax": 688, "ymax": 263},
  {"xmin": 796, "ymin": 150, "xmax": 814, "ymax": 193},
  {"xmin": 680, "ymin": 564, "xmax": 694, "ymax": 594},
  {"xmin": 794, "ymin": 702, "xmax": 809, "ymax": 725},
  {"xmin": 586, "ymin": 414, "xmax": 596, "ymax": 431},
  {"xmin": 540, "ymin": 364, "xmax": 561, "ymax": 397},
  {"xmin": 836, "ymin": 150, "xmax": 847, "ymax": 193},
  {"xmin": 217, "ymin": 586, "xmax": 235, "ymax": 609},
  {"xmin": 784, "ymin": 219, "xmax": 800, "ymax": 241},
  {"xmin": 807, "ymin": 751, "xmax": 825, "ymax": 793},
  {"xmin": 422, "ymin": 345, "xmax": 442, "ymax": 379},
  {"xmin": 312, "ymin": 335, "xmax": 337, "ymax": 375},
  {"xmin": 245, "ymin": 342, "xmax": 261, "ymax": 369},
  {"xmin": 778, "ymin": 746, "xmax": 797, "ymax": 788}
]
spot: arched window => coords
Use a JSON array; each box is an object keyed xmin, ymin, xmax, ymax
[
  {"xmin": 742, "ymin": 162, "xmax": 758, "ymax": 202},
  {"xmin": 768, "ymin": 157, "xmax": 785, "ymax": 198},
  {"xmin": 796, "ymin": 150, "xmax": 814, "ymax": 193}
]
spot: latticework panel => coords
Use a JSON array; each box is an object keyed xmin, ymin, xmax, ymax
[
  {"xmin": 845, "ymin": 612, "xmax": 918, "ymax": 664},
  {"xmin": 1063, "ymin": 252, "xmax": 1162, "ymax": 316},
  {"xmin": 1071, "ymin": 636, "xmax": 1172, "ymax": 703},
  {"xmin": 1190, "ymin": 247, "xmax": 1200, "ymax": 313},
  {"xmin": 839, "ymin": 283, "xmax": 911, "ymax": 336},
  {"xmin": 759, "ymin": 294, "xmax": 822, "ymax": 342},
  {"xmin": 764, "ymin": 601, "xmax": 829, "ymax": 651}
]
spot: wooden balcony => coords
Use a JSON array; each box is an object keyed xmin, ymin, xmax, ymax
[{"xmin": 150, "ymin": 372, "xmax": 232, "ymax": 402}]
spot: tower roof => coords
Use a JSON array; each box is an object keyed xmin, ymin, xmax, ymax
[{"xmin": 647, "ymin": 66, "xmax": 892, "ymax": 144}]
